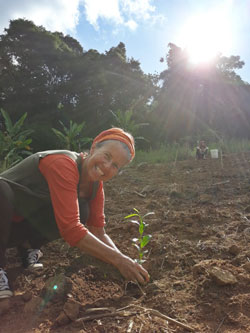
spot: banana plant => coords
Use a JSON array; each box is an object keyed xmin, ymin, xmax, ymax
[
  {"xmin": 0, "ymin": 109, "xmax": 33, "ymax": 170},
  {"xmin": 52, "ymin": 120, "xmax": 92, "ymax": 151},
  {"xmin": 110, "ymin": 109, "xmax": 149, "ymax": 142}
]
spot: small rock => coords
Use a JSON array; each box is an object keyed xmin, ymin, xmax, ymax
[
  {"xmin": 141, "ymin": 185, "xmax": 154, "ymax": 194},
  {"xmin": 242, "ymin": 262, "xmax": 250, "ymax": 273},
  {"xmin": 228, "ymin": 244, "xmax": 241, "ymax": 256},
  {"xmin": 209, "ymin": 267, "xmax": 237, "ymax": 286},
  {"xmin": 63, "ymin": 299, "xmax": 80, "ymax": 321},
  {"xmin": 42, "ymin": 274, "xmax": 72, "ymax": 302},
  {"xmin": 55, "ymin": 311, "xmax": 70, "ymax": 326},
  {"xmin": 192, "ymin": 263, "xmax": 206, "ymax": 278},
  {"xmin": 199, "ymin": 194, "xmax": 213, "ymax": 204}
]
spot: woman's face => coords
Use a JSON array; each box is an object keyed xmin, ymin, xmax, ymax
[{"xmin": 85, "ymin": 141, "xmax": 130, "ymax": 182}]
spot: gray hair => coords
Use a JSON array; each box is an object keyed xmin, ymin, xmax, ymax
[{"xmin": 95, "ymin": 140, "xmax": 132, "ymax": 161}]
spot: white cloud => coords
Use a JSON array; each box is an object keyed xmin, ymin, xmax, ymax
[
  {"xmin": 0, "ymin": 0, "xmax": 165, "ymax": 35},
  {"xmin": 121, "ymin": 0, "xmax": 155, "ymax": 20},
  {"xmin": 125, "ymin": 19, "xmax": 137, "ymax": 31},
  {"xmin": 0, "ymin": 0, "xmax": 81, "ymax": 34},
  {"xmin": 82, "ymin": 0, "xmax": 123, "ymax": 29},
  {"xmin": 82, "ymin": 0, "xmax": 161, "ymax": 31}
]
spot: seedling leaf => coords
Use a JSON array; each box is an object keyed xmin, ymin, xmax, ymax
[
  {"xmin": 142, "ymin": 212, "xmax": 155, "ymax": 219},
  {"xmin": 133, "ymin": 243, "xmax": 140, "ymax": 251},
  {"xmin": 125, "ymin": 213, "xmax": 139, "ymax": 219},
  {"xmin": 141, "ymin": 235, "xmax": 152, "ymax": 248},
  {"xmin": 127, "ymin": 220, "xmax": 140, "ymax": 225}
]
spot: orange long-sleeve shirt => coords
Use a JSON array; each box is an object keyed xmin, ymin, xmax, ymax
[{"xmin": 38, "ymin": 154, "xmax": 105, "ymax": 246}]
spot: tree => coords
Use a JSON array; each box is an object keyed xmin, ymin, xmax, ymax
[
  {"xmin": 154, "ymin": 42, "xmax": 250, "ymax": 142},
  {"xmin": 0, "ymin": 20, "xmax": 156, "ymax": 148},
  {"xmin": 0, "ymin": 19, "xmax": 83, "ymax": 123}
]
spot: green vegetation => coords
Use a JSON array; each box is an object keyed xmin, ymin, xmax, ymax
[
  {"xmin": 125, "ymin": 208, "xmax": 154, "ymax": 264},
  {"xmin": 1, "ymin": 19, "xmax": 250, "ymax": 170},
  {"xmin": 133, "ymin": 144, "xmax": 194, "ymax": 164},
  {"xmin": 0, "ymin": 109, "xmax": 33, "ymax": 170},
  {"xmin": 133, "ymin": 138, "xmax": 250, "ymax": 164},
  {"xmin": 110, "ymin": 109, "xmax": 149, "ymax": 143},
  {"xmin": 52, "ymin": 120, "xmax": 92, "ymax": 151}
]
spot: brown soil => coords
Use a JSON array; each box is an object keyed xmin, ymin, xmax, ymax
[{"xmin": 1, "ymin": 152, "xmax": 250, "ymax": 332}]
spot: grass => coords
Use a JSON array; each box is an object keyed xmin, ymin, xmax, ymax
[
  {"xmin": 1, "ymin": 139, "xmax": 250, "ymax": 172},
  {"xmin": 133, "ymin": 139, "xmax": 250, "ymax": 165},
  {"xmin": 133, "ymin": 144, "xmax": 194, "ymax": 164}
]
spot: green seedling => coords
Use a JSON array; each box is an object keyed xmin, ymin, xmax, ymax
[{"xmin": 125, "ymin": 208, "xmax": 154, "ymax": 264}]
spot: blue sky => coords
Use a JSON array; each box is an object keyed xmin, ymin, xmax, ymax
[{"xmin": 0, "ymin": 0, "xmax": 250, "ymax": 82}]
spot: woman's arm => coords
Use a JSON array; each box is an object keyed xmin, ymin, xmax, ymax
[
  {"xmin": 88, "ymin": 225, "xmax": 120, "ymax": 251},
  {"xmin": 75, "ymin": 232, "xmax": 150, "ymax": 284}
]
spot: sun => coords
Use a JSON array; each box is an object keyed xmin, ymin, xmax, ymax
[{"xmin": 177, "ymin": 7, "xmax": 232, "ymax": 65}]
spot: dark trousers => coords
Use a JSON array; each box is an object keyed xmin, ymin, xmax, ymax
[
  {"xmin": 0, "ymin": 180, "xmax": 14, "ymax": 267},
  {"xmin": 0, "ymin": 180, "xmax": 60, "ymax": 268},
  {"xmin": 0, "ymin": 180, "xmax": 89, "ymax": 268},
  {"xmin": 196, "ymin": 148, "xmax": 208, "ymax": 160}
]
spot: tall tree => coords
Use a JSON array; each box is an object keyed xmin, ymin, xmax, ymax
[
  {"xmin": 155, "ymin": 42, "xmax": 250, "ymax": 142},
  {"xmin": 0, "ymin": 19, "xmax": 84, "ymax": 124}
]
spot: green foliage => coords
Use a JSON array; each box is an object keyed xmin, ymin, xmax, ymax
[
  {"xmin": 0, "ymin": 20, "xmax": 155, "ymax": 142},
  {"xmin": 110, "ymin": 109, "xmax": 149, "ymax": 143},
  {"xmin": 29, "ymin": 122, "xmax": 61, "ymax": 152},
  {"xmin": 52, "ymin": 120, "xmax": 92, "ymax": 151},
  {"xmin": 0, "ymin": 109, "xmax": 33, "ymax": 170},
  {"xmin": 133, "ymin": 143, "xmax": 194, "ymax": 164},
  {"xmin": 125, "ymin": 208, "xmax": 154, "ymax": 264},
  {"xmin": 1, "ymin": 19, "xmax": 250, "ymax": 147},
  {"xmin": 212, "ymin": 138, "xmax": 250, "ymax": 154},
  {"xmin": 132, "ymin": 138, "xmax": 250, "ymax": 165}
]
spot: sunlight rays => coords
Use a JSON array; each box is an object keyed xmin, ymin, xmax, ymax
[{"xmin": 176, "ymin": 2, "xmax": 233, "ymax": 65}]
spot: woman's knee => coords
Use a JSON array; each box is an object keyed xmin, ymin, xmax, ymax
[{"xmin": 0, "ymin": 180, "xmax": 14, "ymax": 206}]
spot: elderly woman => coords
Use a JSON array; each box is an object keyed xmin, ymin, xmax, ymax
[{"xmin": 0, "ymin": 128, "xmax": 149, "ymax": 298}]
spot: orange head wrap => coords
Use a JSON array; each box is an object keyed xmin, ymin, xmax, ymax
[{"xmin": 91, "ymin": 127, "xmax": 135, "ymax": 161}]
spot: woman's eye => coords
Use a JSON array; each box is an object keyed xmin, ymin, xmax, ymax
[{"xmin": 104, "ymin": 153, "xmax": 111, "ymax": 160}]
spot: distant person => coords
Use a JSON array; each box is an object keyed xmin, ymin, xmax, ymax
[
  {"xmin": 196, "ymin": 140, "xmax": 208, "ymax": 160},
  {"xmin": 0, "ymin": 127, "xmax": 150, "ymax": 298}
]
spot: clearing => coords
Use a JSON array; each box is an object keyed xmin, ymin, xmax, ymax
[{"xmin": 1, "ymin": 152, "xmax": 250, "ymax": 332}]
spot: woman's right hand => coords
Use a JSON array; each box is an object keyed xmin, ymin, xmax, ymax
[
  {"xmin": 76, "ymin": 233, "xmax": 150, "ymax": 284},
  {"xmin": 114, "ymin": 254, "xmax": 150, "ymax": 285}
]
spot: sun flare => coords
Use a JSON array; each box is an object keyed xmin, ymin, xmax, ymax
[{"xmin": 177, "ymin": 7, "xmax": 232, "ymax": 65}]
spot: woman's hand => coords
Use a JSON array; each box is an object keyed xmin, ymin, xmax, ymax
[
  {"xmin": 76, "ymin": 232, "xmax": 150, "ymax": 284},
  {"xmin": 114, "ymin": 254, "xmax": 150, "ymax": 285}
]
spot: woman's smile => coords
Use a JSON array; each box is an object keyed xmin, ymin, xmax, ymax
[{"xmin": 84, "ymin": 141, "xmax": 129, "ymax": 182}]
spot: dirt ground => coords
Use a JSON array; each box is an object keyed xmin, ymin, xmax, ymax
[{"xmin": 1, "ymin": 152, "xmax": 250, "ymax": 332}]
